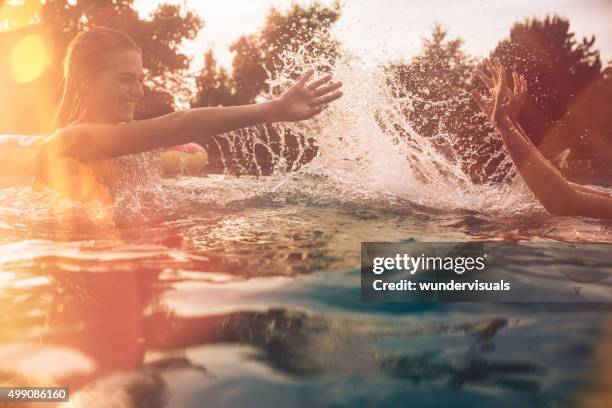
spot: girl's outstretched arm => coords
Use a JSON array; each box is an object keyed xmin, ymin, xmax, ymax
[
  {"xmin": 500, "ymin": 119, "xmax": 612, "ymax": 218},
  {"xmin": 45, "ymin": 70, "xmax": 342, "ymax": 162},
  {"xmin": 474, "ymin": 61, "xmax": 612, "ymax": 219},
  {"xmin": 477, "ymin": 59, "xmax": 612, "ymax": 201}
]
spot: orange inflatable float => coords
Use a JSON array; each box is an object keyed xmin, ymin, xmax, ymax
[{"xmin": 159, "ymin": 143, "xmax": 208, "ymax": 176}]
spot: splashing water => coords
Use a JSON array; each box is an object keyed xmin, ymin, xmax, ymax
[
  {"xmin": 0, "ymin": 16, "xmax": 541, "ymax": 223},
  {"xmin": 214, "ymin": 39, "xmax": 530, "ymax": 213}
]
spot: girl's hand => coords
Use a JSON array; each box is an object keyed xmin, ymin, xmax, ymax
[
  {"xmin": 490, "ymin": 62, "xmax": 510, "ymax": 126},
  {"xmin": 475, "ymin": 58, "xmax": 527, "ymax": 123},
  {"xmin": 272, "ymin": 69, "xmax": 343, "ymax": 122}
]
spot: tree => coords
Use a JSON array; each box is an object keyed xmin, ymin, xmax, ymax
[
  {"xmin": 0, "ymin": 0, "xmax": 203, "ymax": 133},
  {"xmin": 389, "ymin": 24, "xmax": 475, "ymax": 135},
  {"xmin": 192, "ymin": 3, "xmax": 339, "ymax": 175},
  {"xmin": 387, "ymin": 25, "xmax": 507, "ymax": 183},
  {"xmin": 489, "ymin": 16, "xmax": 601, "ymax": 148},
  {"xmin": 229, "ymin": 2, "xmax": 340, "ymax": 105},
  {"xmin": 193, "ymin": 2, "xmax": 340, "ymax": 109},
  {"xmin": 191, "ymin": 49, "xmax": 236, "ymax": 108}
]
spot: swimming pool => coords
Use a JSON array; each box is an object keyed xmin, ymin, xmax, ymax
[{"xmin": 1, "ymin": 173, "xmax": 611, "ymax": 407}]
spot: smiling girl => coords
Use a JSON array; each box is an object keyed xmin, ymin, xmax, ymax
[{"xmin": 2, "ymin": 26, "xmax": 343, "ymax": 202}]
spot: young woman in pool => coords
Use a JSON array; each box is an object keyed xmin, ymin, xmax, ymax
[
  {"xmin": 24, "ymin": 26, "xmax": 342, "ymax": 202},
  {"xmin": 473, "ymin": 59, "xmax": 612, "ymax": 219}
]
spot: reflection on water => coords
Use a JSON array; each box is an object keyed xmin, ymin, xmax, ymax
[{"xmin": 1, "ymin": 177, "xmax": 612, "ymax": 407}]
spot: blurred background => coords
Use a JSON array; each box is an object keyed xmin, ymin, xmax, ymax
[{"xmin": 1, "ymin": 0, "xmax": 611, "ymax": 181}]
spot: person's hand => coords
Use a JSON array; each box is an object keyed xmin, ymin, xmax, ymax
[
  {"xmin": 475, "ymin": 58, "xmax": 527, "ymax": 123},
  {"xmin": 490, "ymin": 63, "xmax": 511, "ymax": 126},
  {"xmin": 272, "ymin": 69, "xmax": 343, "ymax": 122},
  {"xmin": 472, "ymin": 61, "xmax": 509, "ymax": 126}
]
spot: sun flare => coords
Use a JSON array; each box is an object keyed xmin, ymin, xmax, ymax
[{"xmin": 10, "ymin": 33, "xmax": 50, "ymax": 83}]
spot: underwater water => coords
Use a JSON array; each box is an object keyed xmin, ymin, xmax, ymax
[{"xmin": 2, "ymin": 5, "xmax": 612, "ymax": 406}]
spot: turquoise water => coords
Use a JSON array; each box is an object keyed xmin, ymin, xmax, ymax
[{"xmin": 1, "ymin": 175, "xmax": 612, "ymax": 407}]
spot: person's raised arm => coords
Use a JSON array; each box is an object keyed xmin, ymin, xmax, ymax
[
  {"xmin": 473, "ymin": 61, "xmax": 612, "ymax": 219},
  {"xmin": 477, "ymin": 59, "xmax": 612, "ymax": 201},
  {"xmin": 45, "ymin": 70, "xmax": 342, "ymax": 162}
]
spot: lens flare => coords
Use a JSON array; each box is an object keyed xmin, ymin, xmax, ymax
[{"xmin": 10, "ymin": 34, "xmax": 50, "ymax": 83}]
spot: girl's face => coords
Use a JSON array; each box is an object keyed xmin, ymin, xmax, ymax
[{"xmin": 80, "ymin": 49, "xmax": 145, "ymax": 124}]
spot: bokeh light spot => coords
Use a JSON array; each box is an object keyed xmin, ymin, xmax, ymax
[{"xmin": 10, "ymin": 34, "xmax": 50, "ymax": 83}]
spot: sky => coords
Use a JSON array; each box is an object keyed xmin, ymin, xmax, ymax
[
  {"xmin": 134, "ymin": 0, "xmax": 325, "ymax": 71},
  {"xmin": 133, "ymin": 0, "xmax": 612, "ymax": 72}
]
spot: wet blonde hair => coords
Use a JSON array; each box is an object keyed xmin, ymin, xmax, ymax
[{"xmin": 55, "ymin": 26, "xmax": 141, "ymax": 128}]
